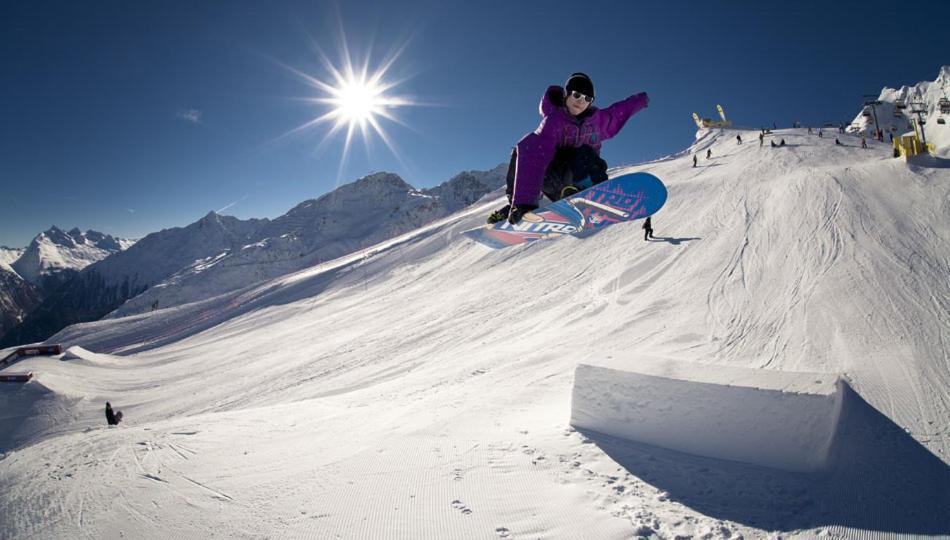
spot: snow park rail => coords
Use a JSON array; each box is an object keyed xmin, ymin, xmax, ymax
[{"xmin": 570, "ymin": 357, "xmax": 844, "ymax": 473}]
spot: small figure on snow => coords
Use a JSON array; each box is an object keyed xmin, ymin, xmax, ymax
[
  {"xmin": 706, "ymin": 148, "xmax": 712, "ymax": 159},
  {"xmin": 779, "ymin": 138, "xmax": 786, "ymax": 147},
  {"xmin": 105, "ymin": 402, "xmax": 123, "ymax": 426},
  {"xmin": 818, "ymin": 129, "xmax": 823, "ymax": 138},
  {"xmin": 808, "ymin": 127, "xmax": 813, "ymax": 134},
  {"xmin": 487, "ymin": 73, "xmax": 649, "ymax": 224},
  {"xmin": 643, "ymin": 217, "xmax": 654, "ymax": 241},
  {"xmin": 771, "ymin": 140, "xmax": 777, "ymax": 148},
  {"xmin": 759, "ymin": 132, "xmax": 764, "ymax": 146},
  {"xmin": 835, "ymin": 138, "xmax": 841, "ymax": 145},
  {"xmin": 736, "ymin": 134, "xmax": 742, "ymax": 145},
  {"xmin": 693, "ymin": 154, "xmax": 697, "ymax": 167},
  {"xmin": 861, "ymin": 135, "xmax": 868, "ymax": 149}
]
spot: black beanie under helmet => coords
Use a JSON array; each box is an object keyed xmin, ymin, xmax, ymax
[{"xmin": 565, "ymin": 72, "xmax": 594, "ymax": 98}]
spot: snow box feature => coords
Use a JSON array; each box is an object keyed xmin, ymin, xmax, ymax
[{"xmin": 570, "ymin": 357, "xmax": 844, "ymax": 473}]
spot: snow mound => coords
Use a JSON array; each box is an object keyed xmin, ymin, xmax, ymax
[
  {"xmin": 61, "ymin": 345, "xmax": 123, "ymax": 366},
  {"xmin": 571, "ymin": 357, "xmax": 843, "ymax": 472}
]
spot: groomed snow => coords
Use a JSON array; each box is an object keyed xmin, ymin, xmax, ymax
[{"xmin": 1, "ymin": 128, "xmax": 949, "ymax": 538}]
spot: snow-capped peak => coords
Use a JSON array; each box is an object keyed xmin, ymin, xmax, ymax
[{"xmin": 10, "ymin": 226, "xmax": 134, "ymax": 290}]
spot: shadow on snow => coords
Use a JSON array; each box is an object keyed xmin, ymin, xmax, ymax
[{"xmin": 576, "ymin": 384, "xmax": 950, "ymax": 535}]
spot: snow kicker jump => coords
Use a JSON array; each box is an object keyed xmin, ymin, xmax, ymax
[
  {"xmin": 570, "ymin": 357, "xmax": 844, "ymax": 473},
  {"xmin": 464, "ymin": 172, "xmax": 667, "ymax": 249}
]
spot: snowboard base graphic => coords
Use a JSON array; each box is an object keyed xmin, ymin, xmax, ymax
[{"xmin": 463, "ymin": 172, "xmax": 667, "ymax": 249}]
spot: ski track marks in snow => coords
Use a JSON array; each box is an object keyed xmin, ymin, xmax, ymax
[{"xmin": 2, "ymin": 127, "xmax": 949, "ymax": 539}]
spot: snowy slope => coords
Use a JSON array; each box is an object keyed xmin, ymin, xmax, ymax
[
  {"xmin": 849, "ymin": 65, "xmax": 950, "ymax": 155},
  {"xmin": 1, "ymin": 128, "xmax": 948, "ymax": 539}
]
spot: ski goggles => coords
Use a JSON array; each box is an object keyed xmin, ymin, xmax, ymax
[{"xmin": 570, "ymin": 91, "xmax": 594, "ymax": 103}]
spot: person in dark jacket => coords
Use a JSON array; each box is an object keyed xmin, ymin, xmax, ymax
[
  {"xmin": 105, "ymin": 402, "xmax": 122, "ymax": 426},
  {"xmin": 693, "ymin": 154, "xmax": 697, "ymax": 167},
  {"xmin": 487, "ymin": 73, "xmax": 649, "ymax": 224},
  {"xmin": 643, "ymin": 217, "xmax": 654, "ymax": 241}
]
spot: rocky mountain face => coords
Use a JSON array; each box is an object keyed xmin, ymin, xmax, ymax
[{"xmin": 0, "ymin": 263, "xmax": 41, "ymax": 337}]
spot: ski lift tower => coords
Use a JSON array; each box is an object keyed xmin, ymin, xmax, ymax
[
  {"xmin": 909, "ymin": 102, "xmax": 928, "ymax": 145},
  {"xmin": 863, "ymin": 95, "xmax": 883, "ymax": 136}
]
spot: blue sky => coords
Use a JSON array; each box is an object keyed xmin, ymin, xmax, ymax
[{"xmin": 2, "ymin": 0, "xmax": 948, "ymax": 247}]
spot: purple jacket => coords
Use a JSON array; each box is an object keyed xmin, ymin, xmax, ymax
[{"xmin": 511, "ymin": 86, "xmax": 649, "ymax": 205}]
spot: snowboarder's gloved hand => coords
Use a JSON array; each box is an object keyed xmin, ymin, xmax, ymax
[{"xmin": 507, "ymin": 204, "xmax": 538, "ymax": 224}]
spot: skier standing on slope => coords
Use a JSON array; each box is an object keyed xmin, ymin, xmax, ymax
[
  {"xmin": 487, "ymin": 73, "xmax": 649, "ymax": 224},
  {"xmin": 643, "ymin": 216, "xmax": 654, "ymax": 241}
]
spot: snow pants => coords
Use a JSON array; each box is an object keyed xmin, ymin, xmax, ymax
[{"xmin": 505, "ymin": 145, "xmax": 608, "ymax": 203}]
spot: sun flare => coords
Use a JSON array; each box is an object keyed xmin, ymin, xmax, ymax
[{"xmin": 273, "ymin": 37, "xmax": 422, "ymax": 179}]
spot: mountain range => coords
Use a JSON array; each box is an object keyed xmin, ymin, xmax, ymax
[{"xmin": 0, "ymin": 166, "xmax": 505, "ymax": 347}]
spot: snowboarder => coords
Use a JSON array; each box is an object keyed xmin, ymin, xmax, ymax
[
  {"xmin": 643, "ymin": 217, "xmax": 654, "ymax": 241},
  {"xmin": 736, "ymin": 134, "xmax": 742, "ymax": 145},
  {"xmin": 105, "ymin": 402, "xmax": 122, "ymax": 426},
  {"xmin": 835, "ymin": 138, "xmax": 841, "ymax": 145},
  {"xmin": 693, "ymin": 154, "xmax": 697, "ymax": 167},
  {"xmin": 861, "ymin": 135, "xmax": 868, "ymax": 149},
  {"xmin": 808, "ymin": 127, "xmax": 813, "ymax": 134},
  {"xmin": 818, "ymin": 129, "xmax": 823, "ymax": 138},
  {"xmin": 706, "ymin": 148, "xmax": 712, "ymax": 159},
  {"xmin": 488, "ymin": 73, "xmax": 649, "ymax": 224},
  {"xmin": 780, "ymin": 138, "xmax": 786, "ymax": 147},
  {"xmin": 771, "ymin": 140, "xmax": 777, "ymax": 148},
  {"xmin": 759, "ymin": 132, "xmax": 764, "ymax": 146}
]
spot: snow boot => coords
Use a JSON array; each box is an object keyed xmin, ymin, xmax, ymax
[
  {"xmin": 507, "ymin": 203, "xmax": 538, "ymax": 225},
  {"xmin": 487, "ymin": 204, "xmax": 511, "ymax": 224}
]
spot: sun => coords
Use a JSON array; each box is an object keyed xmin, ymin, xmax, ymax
[
  {"xmin": 330, "ymin": 77, "xmax": 383, "ymax": 125},
  {"xmin": 272, "ymin": 37, "xmax": 421, "ymax": 179}
]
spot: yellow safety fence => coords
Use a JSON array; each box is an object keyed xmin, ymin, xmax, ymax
[{"xmin": 893, "ymin": 134, "xmax": 933, "ymax": 158}]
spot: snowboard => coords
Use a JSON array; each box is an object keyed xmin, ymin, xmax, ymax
[{"xmin": 464, "ymin": 172, "xmax": 667, "ymax": 249}]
